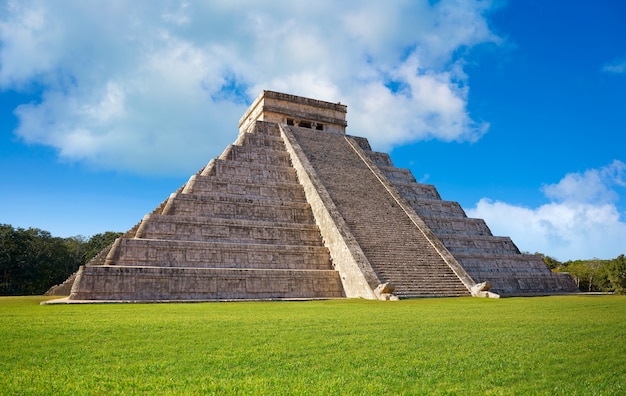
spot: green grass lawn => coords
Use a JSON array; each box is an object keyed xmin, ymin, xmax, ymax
[{"xmin": 1, "ymin": 295, "xmax": 624, "ymax": 395}]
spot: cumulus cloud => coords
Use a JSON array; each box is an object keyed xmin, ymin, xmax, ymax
[
  {"xmin": 0, "ymin": 0, "xmax": 499, "ymax": 175},
  {"xmin": 467, "ymin": 161, "xmax": 626, "ymax": 261}
]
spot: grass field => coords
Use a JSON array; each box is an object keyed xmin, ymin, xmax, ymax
[{"xmin": 1, "ymin": 295, "xmax": 625, "ymax": 395}]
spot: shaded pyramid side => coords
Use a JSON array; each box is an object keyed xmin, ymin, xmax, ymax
[
  {"xmin": 68, "ymin": 121, "xmax": 344, "ymax": 301},
  {"xmin": 351, "ymin": 137, "xmax": 579, "ymax": 296}
]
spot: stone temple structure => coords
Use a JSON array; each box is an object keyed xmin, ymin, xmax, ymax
[{"xmin": 48, "ymin": 91, "xmax": 578, "ymax": 302}]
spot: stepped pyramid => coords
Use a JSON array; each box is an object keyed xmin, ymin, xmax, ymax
[{"xmin": 49, "ymin": 90, "xmax": 578, "ymax": 302}]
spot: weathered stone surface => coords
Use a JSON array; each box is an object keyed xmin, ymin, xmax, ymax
[
  {"xmin": 286, "ymin": 125, "xmax": 471, "ymax": 298},
  {"xmin": 69, "ymin": 266, "xmax": 344, "ymax": 300},
  {"xmin": 470, "ymin": 281, "xmax": 500, "ymax": 298},
  {"xmin": 359, "ymin": 144, "xmax": 578, "ymax": 296},
  {"xmin": 239, "ymin": 90, "xmax": 347, "ymax": 134},
  {"xmin": 62, "ymin": 117, "xmax": 345, "ymax": 302},
  {"xmin": 47, "ymin": 90, "xmax": 578, "ymax": 302},
  {"xmin": 45, "ymin": 272, "xmax": 77, "ymax": 296},
  {"xmin": 374, "ymin": 283, "xmax": 399, "ymax": 300}
]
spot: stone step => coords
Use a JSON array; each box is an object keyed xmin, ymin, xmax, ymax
[
  {"xmin": 453, "ymin": 252, "xmax": 554, "ymax": 274},
  {"xmin": 109, "ymin": 239, "xmax": 333, "ymax": 270},
  {"xmin": 165, "ymin": 194, "xmax": 315, "ymax": 223},
  {"xmin": 227, "ymin": 130, "xmax": 287, "ymax": 150},
  {"xmin": 396, "ymin": 290, "xmax": 469, "ymax": 298},
  {"xmin": 371, "ymin": 265, "xmax": 464, "ymax": 277},
  {"xmin": 186, "ymin": 175, "xmax": 307, "ymax": 202},
  {"xmin": 70, "ymin": 265, "xmax": 345, "ymax": 301},
  {"xmin": 208, "ymin": 159, "xmax": 298, "ymax": 184},
  {"xmin": 137, "ymin": 215, "xmax": 325, "ymax": 246},
  {"xmin": 366, "ymin": 151, "xmax": 394, "ymax": 167},
  {"xmin": 245, "ymin": 120, "xmax": 282, "ymax": 137},
  {"xmin": 454, "ymin": 254, "xmax": 579, "ymax": 295},
  {"xmin": 420, "ymin": 216, "xmax": 492, "ymax": 236},
  {"xmin": 438, "ymin": 235, "xmax": 520, "ymax": 254},
  {"xmin": 377, "ymin": 165, "xmax": 417, "ymax": 183},
  {"xmin": 464, "ymin": 270, "xmax": 579, "ymax": 296},
  {"xmin": 242, "ymin": 131, "xmax": 285, "ymax": 144},
  {"xmin": 406, "ymin": 198, "xmax": 467, "ymax": 219},
  {"xmin": 348, "ymin": 135, "xmax": 372, "ymax": 151},
  {"xmin": 389, "ymin": 276, "xmax": 470, "ymax": 296},
  {"xmin": 375, "ymin": 271, "xmax": 466, "ymax": 283},
  {"xmin": 223, "ymin": 144, "xmax": 293, "ymax": 167},
  {"xmin": 390, "ymin": 180, "xmax": 442, "ymax": 200}
]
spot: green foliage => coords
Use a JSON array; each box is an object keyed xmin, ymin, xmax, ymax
[
  {"xmin": 1, "ymin": 296, "xmax": 625, "ymax": 394},
  {"xmin": 82, "ymin": 231, "xmax": 123, "ymax": 263},
  {"xmin": 540, "ymin": 254, "xmax": 562, "ymax": 270},
  {"xmin": 0, "ymin": 225, "xmax": 122, "ymax": 295},
  {"xmin": 0, "ymin": 225, "xmax": 72, "ymax": 295},
  {"xmin": 606, "ymin": 254, "xmax": 626, "ymax": 294},
  {"xmin": 554, "ymin": 256, "xmax": 625, "ymax": 293}
]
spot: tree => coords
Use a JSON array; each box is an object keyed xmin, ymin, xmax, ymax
[
  {"xmin": 64, "ymin": 235, "xmax": 88, "ymax": 272},
  {"xmin": 0, "ymin": 224, "xmax": 30, "ymax": 294},
  {"xmin": 0, "ymin": 225, "xmax": 72, "ymax": 295},
  {"xmin": 26, "ymin": 228, "xmax": 74, "ymax": 294},
  {"xmin": 606, "ymin": 254, "xmax": 626, "ymax": 294},
  {"xmin": 0, "ymin": 224, "xmax": 122, "ymax": 295},
  {"xmin": 541, "ymin": 254, "xmax": 563, "ymax": 271},
  {"xmin": 585, "ymin": 259, "xmax": 607, "ymax": 292},
  {"xmin": 82, "ymin": 231, "xmax": 122, "ymax": 263},
  {"xmin": 563, "ymin": 261, "xmax": 591, "ymax": 291}
]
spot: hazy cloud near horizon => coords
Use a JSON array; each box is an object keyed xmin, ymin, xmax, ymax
[
  {"xmin": 467, "ymin": 160, "xmax": 626, "ymax": 261},
  {"xmin": 0, "ymin": 0, "xmax": 498, "ymax": 175}
]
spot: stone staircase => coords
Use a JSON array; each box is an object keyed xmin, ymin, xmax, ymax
[
  {"xmin": 359, "ymin": 140, "xmax": 579, "ymax": 296},
  {"xmin": 68, "ymin": 122, "xmax": 344, "ymax": 301},
  {"xmin": 287, "ymin": 126, "xmax": 470, "ymax": 298}
]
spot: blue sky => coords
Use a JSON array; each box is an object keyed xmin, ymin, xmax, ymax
[{"xmin": 1, "ymin": 0, "xmax": 624, "ymax": 261}]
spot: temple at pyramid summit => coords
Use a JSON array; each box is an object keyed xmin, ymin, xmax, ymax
[{"xmin": 47, "ymin": 90, "xmax": 578, "ymax": 302}]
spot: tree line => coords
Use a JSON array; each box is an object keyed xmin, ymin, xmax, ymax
[
  {"xmin": 0, "ymin": 224, "xmax": 121, "ymax": 295},
  {"xmin": 542, "ymin": 254, "xmax": 626, "ymax": 294}
]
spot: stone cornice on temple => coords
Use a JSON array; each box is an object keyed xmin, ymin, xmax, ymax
[{"xmin": 239, "ymin": 90, "xmax": 347, "ymax": 134}]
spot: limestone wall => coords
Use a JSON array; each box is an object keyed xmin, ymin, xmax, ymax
[
  {"xmin": 438, "ymin": 235, "xmax": 520, "ymax": 255},
  {"xmin": 70, "ymin": 266, "xmax": 344, "ymax": 301},
  {"xmin": 105, "ymin": 238, "xmax": 330, "ymax": 270},
  {"xmin": 137, "ymin": 215, "xmax": 324, "ymax": 246},
  {"xmin": 405, "ymin": 199, "xmax": 467, "ymax": 219}
]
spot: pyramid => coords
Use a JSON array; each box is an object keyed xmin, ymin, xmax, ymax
[{"xmin": 49, "ymin": 90, "xmax": 578, "ymax": 302}]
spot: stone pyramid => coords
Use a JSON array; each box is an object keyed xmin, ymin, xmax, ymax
[{"xmin": 49, "ymin": 91, "xmax": 578, "ymax": 302}]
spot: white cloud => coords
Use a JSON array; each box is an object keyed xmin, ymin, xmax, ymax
[
  {"xmin": 467, "ymin": 161, "xmax": 626, "ymax": 261},
  {"xmin": 542, "ymin": 160, "xmax": 626, "ymax": 204},
  {"xmin": 0, "ymin": 0, "xmax": 500, "ymax": 175},
  {"xmin": 602, "ymin": 57, "xmax": 626, "ymax": 74}
]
